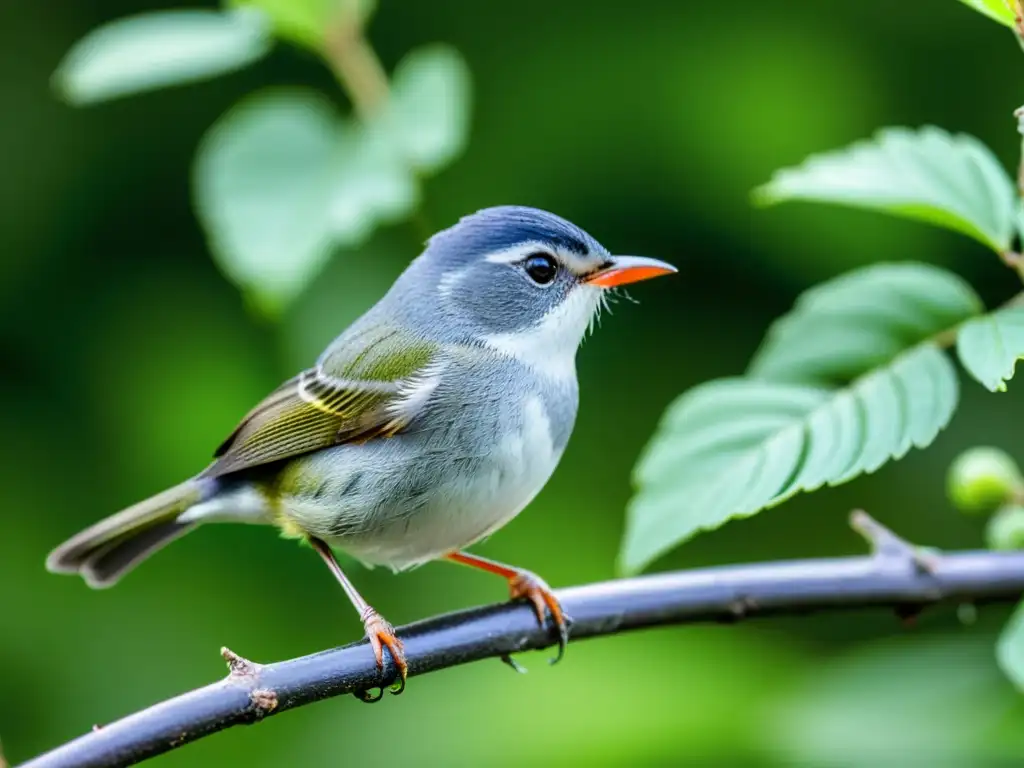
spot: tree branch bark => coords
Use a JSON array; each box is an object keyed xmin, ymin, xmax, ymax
[{"xmin": 21, "ymin": 512, "xmax": 1024, "ymax": 768}]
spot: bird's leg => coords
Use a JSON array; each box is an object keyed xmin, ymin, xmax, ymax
[
  {"xmin": 445, "ymin": 551, "xmax": 569, "ymax": 663},
  {"xmin": 309, "ymin": 537, "xmax": 407, "ymax": 695}
]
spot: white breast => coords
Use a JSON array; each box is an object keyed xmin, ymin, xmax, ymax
[
  {"xmin": 457, "ymin": 394, "xmax": 559, "ymax": 541},
  {"xmin": 337, "ymin": 394, "xmax": 561, "ymax": 571}
]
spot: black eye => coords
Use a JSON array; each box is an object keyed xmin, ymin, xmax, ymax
[{"xmin": 523, "ymin": 253, "xmax": 558, "ymax": 285}]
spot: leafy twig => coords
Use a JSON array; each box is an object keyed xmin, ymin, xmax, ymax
[{"xmin": 21, "ymin": 512, "xmax": 1024, "ymax": 768}]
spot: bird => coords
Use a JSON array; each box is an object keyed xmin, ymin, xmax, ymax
[{"xmin": 46, "ymin": 205, "xmax": 676, "ymax": 693}]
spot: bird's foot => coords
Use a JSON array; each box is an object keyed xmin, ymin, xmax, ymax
[
  {"xmin": 356, "ymin": 606, "xmax": 407, "ymax": 702},
  {"xmin": 508, "ymin": 569, "xmax": 570, "ymax": 664}
]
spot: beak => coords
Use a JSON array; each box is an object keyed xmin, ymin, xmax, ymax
[{"xmin": 583, "ymin": 255, "xmax": 677, "ymax": 288}]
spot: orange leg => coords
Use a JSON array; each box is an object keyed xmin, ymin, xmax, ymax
[
  {"xmin": 310, "ymin": 537, "xmax": 407, "ymax": 696},
  {"xmin": 445, "ymin": 551, "xmax": 570, "ymax": 663}
]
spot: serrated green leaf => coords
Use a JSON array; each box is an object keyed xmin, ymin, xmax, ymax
[
  {"xmin": 754, "ymin": 126, "xmax": 1018, "ymax": 252},
  {"xmin": 621, "ymin": 343, "xmax": 959, "ymax": 573},
  {"xmin": 623, "ymin": 263, "xmax": 979, "ymax": 571},
  {"xmin": 957, "ymin": 305, "xmax": 1024, "ymax": 391},
  {"xmin": 227, "ymin": 0, "xmax": 375, "ymax": 50},
  {"xmin": 193, "ymin": 89, "xmax": 339, "ymax": 315},
  {"xmin": 956, "ymin": 0, "xmax": 1018, "ymax": 27},
  {"xmin": 54, "ymin": 8, "xmax": 272, "ymax": 106},
  {"xmin": 385, "ymin": 45, "xmax": 472, "ymax": 174},
  {"xmin": 997, "ymin": 600, "xmax": 1024, "ymax": 691},
  {"xmin": 749, "ymin": 263, "xmax": 983, "ymax": 385}
]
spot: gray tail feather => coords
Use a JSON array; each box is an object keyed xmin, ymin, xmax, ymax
[
  {"xmin": 79, "ymin": 521, "xmax": 197, "ymax": 588},
  {"xmin": 47, "ymin": 478, "xmax": 209, "ymax": 588}
]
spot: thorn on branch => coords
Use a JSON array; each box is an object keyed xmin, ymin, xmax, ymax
[
  {"xmin": 729, "ymin": 595, "xmax": 759, "ymax": 619},
  {"xmin": 249, "ymin": 689, "xmax": 278, "ymax": 716},
  {"xmin": 221, "ymin": 647, "xmax": 261, "ymax": 679},
  {"xmin": 848, "ymin": 509, "xmax": 941, "ymax": 573}
]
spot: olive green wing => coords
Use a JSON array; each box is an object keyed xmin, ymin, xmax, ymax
[{"xmin": 204, "ymin": 326, "xmax": 440, "ymax": 478}]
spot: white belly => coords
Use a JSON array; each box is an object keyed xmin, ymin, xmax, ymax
[{"xmin": 332, "ymin": 394, "xmax": 560, "ymax": 570}]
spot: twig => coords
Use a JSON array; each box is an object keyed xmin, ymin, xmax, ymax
[
  {"xmin": 322, "ymin": 10, "xmax": 389, "ymax": 118},
  {"xmin": 20, "ymin": 512, "xmax": 1024, "ymax": 768}
]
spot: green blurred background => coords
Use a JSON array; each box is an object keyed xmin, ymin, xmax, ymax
[{"xmin": 4, "ymin": 0, "xmax": 1024, "ymax": 765}]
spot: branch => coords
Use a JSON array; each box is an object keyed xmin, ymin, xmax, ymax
[{"xmin": 21, "ymin": 512, "xmax": 1024, "ymax": 768}]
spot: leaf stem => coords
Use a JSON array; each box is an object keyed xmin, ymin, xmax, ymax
[{"xmin": 323, "ymin": 13, "xmax": 390, "ymax": 118}]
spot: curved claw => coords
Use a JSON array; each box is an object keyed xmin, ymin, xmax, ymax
[
  {"xmin": 548, "ymin": 613, "xmax": 572, "ymax": 666},
  {"xmin": 361, "ymin": 607, "xmax": 408, "ymax": 695},
  {"xmin": 500, "ymin": 653, "xmax": 529, "ymax": 674},
  {"xmin": 388, "ymin": 673, "xmax": 407, "ymax": 696},
  {"xmin": 509, "ymin": 571, "xmax": 571, "ymax": 664},
  {"xmin": 354, "ymin": 686, "xmax": 385, "ymax": 704}
]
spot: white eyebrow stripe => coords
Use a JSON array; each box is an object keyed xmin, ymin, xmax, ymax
[
  {"xmin": 557, "ymin": 248, "xmax": 603, "ymax": 275},
  {"xmin": 484, "ymin": 242, "xmax": 602, "ymax": 276},
  {"xmin": 483, "ymin": 242, "xmax": 560, "ymax": 264}
]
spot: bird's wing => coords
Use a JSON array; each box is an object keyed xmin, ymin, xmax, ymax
[{"xmin": 204, "ymin": 325, "xmax": 442, "ymax": 478}]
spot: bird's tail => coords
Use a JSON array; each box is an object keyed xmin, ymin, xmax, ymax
[{"xmin": 46, "ymin": 478, "xmax": 211, "ymax": 588}]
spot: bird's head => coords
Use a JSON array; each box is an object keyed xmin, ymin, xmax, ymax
[{"xmin": 399, "ymin": 206, "xmax": 675, "ymax": 374}]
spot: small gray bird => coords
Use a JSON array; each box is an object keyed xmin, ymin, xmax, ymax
[{"xmin": 47, "ymin": 206, "xmax": 675, "ymax": 690}]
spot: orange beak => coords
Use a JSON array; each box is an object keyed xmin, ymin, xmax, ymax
[{"xmin": 583, "ymin": 256, "xmax": 677, "ymax": 288}]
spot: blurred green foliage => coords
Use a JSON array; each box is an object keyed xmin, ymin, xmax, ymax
[
  {"xmin": 6, "ymin": 0, "xmax": 1024, "ymax": 765},
  {"xmin": 53, "ymin": 8, "xmax": 274, "ymax": 105}
]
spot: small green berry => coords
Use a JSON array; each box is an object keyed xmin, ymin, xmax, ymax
[
  {"xmin": 986, "ymin": 504, "xmax": 1024, "ymax": 551},
  {"xmin": 947, "ymin": 447, "xmax": 1023, "ymax": 516}
]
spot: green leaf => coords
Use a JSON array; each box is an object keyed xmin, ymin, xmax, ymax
[
  {"xmin": 227, "ymin": 0, "xmax": 375, "ymax": 50},
  {"xmin": 749, "ymin": 263, "xmax": 984, "ymax": 385},
  {"xmin": 54, "ymin": 8, "xmax": 272, "ymax": 105},
  {"xmin": 997, "ymin": 600, "xmax": 1024, "ymax": 691},
  {"xmin": 956, "ymin": 0, "xmax": 1018, "ymax": 27},
  {"xmin": 194, "ymin": 88, "xmax": 419, "ymax": 314},
  {"xmin": 385, "ymin": 45, "xmax": 473, "ymax": 174},
  {"xmin": 621, "ymin": 262, "xmax": 981, "ymax": 574},
  {"xmin": 621, "ymin": 345, "xmax": 959, "ymax": 573},
  {"xmin": 328, "ymin": 124, "xmax": 419, "ymax": 244},
  {"xmin": 754, "ymin": 126, "xmax": 1018, "ymax": 252},
  {"xmin": 193, "ymin": 89, "xmax": 339, "ymax": 314},
  {"xmin": 957, "ymin": 305, "xmax": 1024, "ymax": 391}
]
